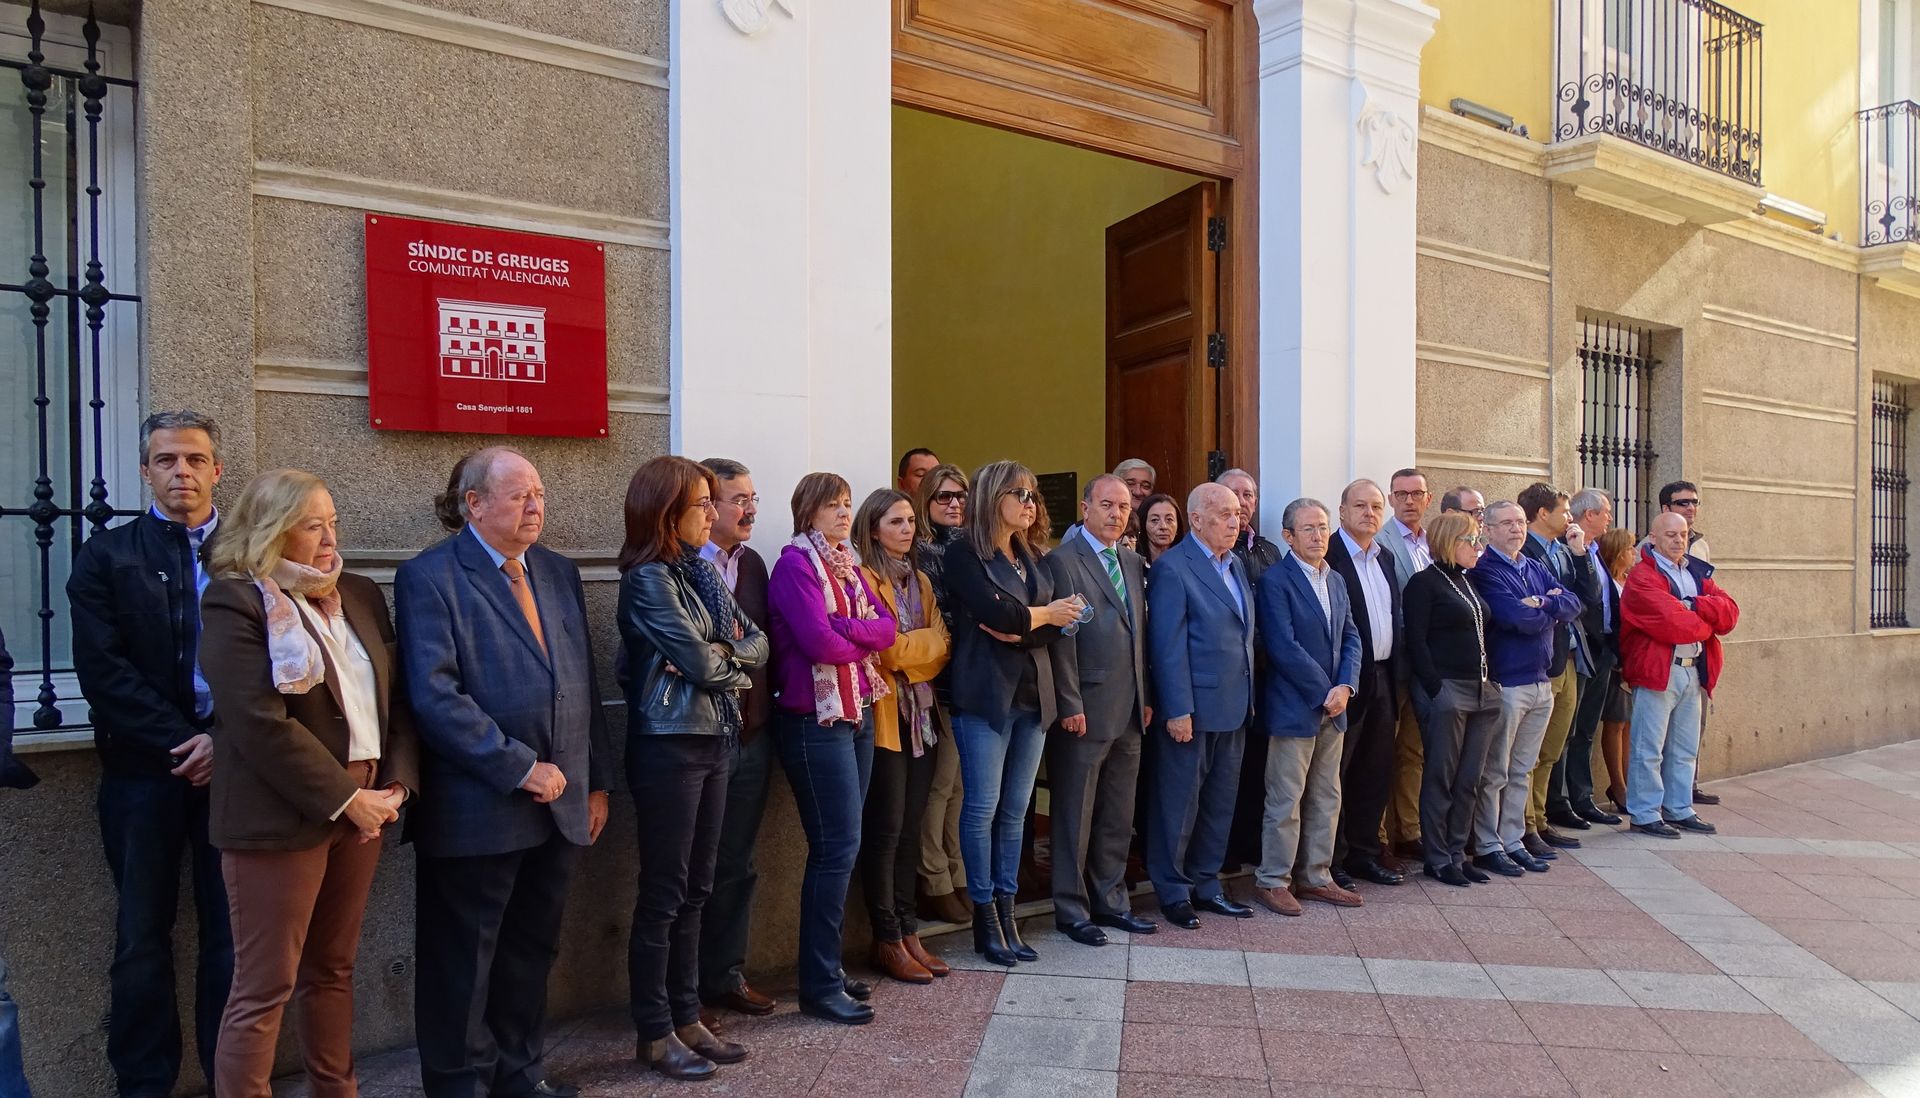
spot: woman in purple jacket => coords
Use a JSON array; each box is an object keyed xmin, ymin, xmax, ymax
[{"xmin": 767, "ymin": 472, "xmax": 897, "ymax": 1026}]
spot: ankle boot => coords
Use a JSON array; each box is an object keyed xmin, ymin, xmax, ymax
[
  {"xmin": 871, "ymin": 938, "xmax": 934, "ymax": 984},
  {"xmin": 972, "ymin": 901, "xmax": 1016, "ymax": 965},
  {"xmin": 902, "ymin": 933, "xmax": 949, "ymax": 977},
  {"xmin": 636, "ymin": 1032, "xmax": 717, "ymax": 1079},
  {"xmin": 995, "ymin": 894, "xmax": 1038, "ymax": 962},
  {"xmin": 675, "ymin": 1021, "xmax": 747, "ymax": 1065}
]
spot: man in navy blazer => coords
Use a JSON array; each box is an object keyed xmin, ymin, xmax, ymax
[
  {"xmin": 1145, "ymin": 482, "xmax": 1257, "ymax": 929},
  {"xmin": 1253, "ymin": 499, "xmax": 1364, "ymax": 915},
  {"xmin": 396, "ymin": 447, "xmax": 612, "ymax": 1098}
]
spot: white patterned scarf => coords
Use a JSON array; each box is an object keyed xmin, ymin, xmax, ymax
[
  {"xmin": 789, "ymin": 530, "xmax": 891, "ymax": 725},
  {"xmin": 254, "ymin": 553, "xmax": 344, "ymax": 695}
]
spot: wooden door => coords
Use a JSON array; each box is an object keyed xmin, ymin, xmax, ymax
[{"xmin": 1106, "ymin": 182, "xmax": 1220, "ymax": 501}]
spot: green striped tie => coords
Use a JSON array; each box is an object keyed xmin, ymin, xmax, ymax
[{"xmin": 1101, "ymin": 546, "xmax": 1127, "ymax": 606}]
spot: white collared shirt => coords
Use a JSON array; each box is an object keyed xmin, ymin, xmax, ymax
[
  {"xmin": 1337, "ymin": 528, "xmax": 1394, "ymax": 660},
  {"xmin": 1390, "ymin": 516, "xmax": 1432, "ymax": 572},
  {"xmin": 702, "ymin": 540, "xmax": 747, "ymax": 594},
  {"xmin": 1292, "ymin": 552, "xmax": 1335, "ymax": 630}
]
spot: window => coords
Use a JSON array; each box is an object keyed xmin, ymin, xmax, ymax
[
  {"xmin": 1576, "ymin": 319, "xmax": 1660, "ymax": 536},
  {"xmin": 1873, "ymin": 378, "xmax": 1912, "ymax": 630},
  {"xmin": 2, "ymin": 0, "xmax": 141, "ymax": 733}
]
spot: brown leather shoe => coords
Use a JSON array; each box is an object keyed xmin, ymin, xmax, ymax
[
  {"xmin": 871, "ymin": 938, "xmax": 934, "ymax": 984},
  {"xmin": 1297, "ymin": 882, "xmax": 1364, "ymax": 908},
  {"xmin": 902, "ymin": 934, "xmax": 949, "ymax": 977},
  {"xmin": 926, "ymin": 890, "xmax": 972, "ymax": 926},
  {"xmin": 1521, "ymin": 831, "xmax": 1555, "ymax": 859},
  {"xmin": 713, "ymin": 983, "xmax": 776, "ymax": 1016},
  {"xmin": 1377, "ymin": 850, "xmax": 1406, "ymax": 873},
  {"xmin": 675, "ymin": 1022, "xmax": 747, "ymax": 1065},
  {"xmin": 1253, "ymin": 886, "xmax": 1303, "ymax": 916},
  {"xmin": 1393, "ymin": 839, "xmax": 1425, "ymax": 860},
  {"xmin": 699, "ymin": 1007, "xmax": 722, "ymax": 1033},
  {"xmin": 637, "ymin": 1033, "xmax": 717, "ymax": 1080}
]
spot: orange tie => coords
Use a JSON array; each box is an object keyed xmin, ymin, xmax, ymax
[{"xmin": 501, "ymin": 558, "xmax": 547, "ymax": 656}]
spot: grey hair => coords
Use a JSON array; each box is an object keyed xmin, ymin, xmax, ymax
[
  {"xmin": 1083, "ymin": 473, "xmax": 1128, "ymax": 502},
  {"xmin": 700, "ymin": 457, "xmax": 750, "ymax": 481},
  {"xmin": 1282, "ymin": 497, "xmax": 1330, "ymax": 531},
  {"xmin": 455, "ymin": 445, "xmax": 529, "ymax": 517},
  {"xmin": 140, "ymin": 410, "xmax": 222, "ymax": 464},
  {"xmin": 1483, "ymin": 499, "xmax": 1525, "ymax": 525},
  {"xmin": 1112, "ymin": 458, "xmax": 1156, "ymax": 481},
  {"xmin": 1215, "ymin": 467, "xmax": 1256, "ymax": 488},
  {"xmin": 1569, "ymin": 487, "xmax": 1611, "ymax": 519}
]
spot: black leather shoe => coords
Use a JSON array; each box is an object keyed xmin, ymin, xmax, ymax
[
  {"xmin": 1330, "ymin": 866, "xmax": 1356, "ymax": 891},
  {"xmin": 1423, "ymin": 863, "xmax": 1471, "ymax": 887},
  {"xmin": 972, "ymin": 901, "xmax": 1017, "ymax": 966},
  {"xmin": 1508, "ymin": 848, "xmax": 1551, "ymax": 873},
  {"xmin": 799, "ymin": 991, "xmax": 875, "ymax": 1026},
  {"xmin": 1195, "ymin": 894, "xmax": 1255, "ymax": 919},
  {"xmin": 1547, "ymin": 808, "xmax": 1592, "ymax": 831},
  {"xmin": 1458, "ymin": 861, "xmax": 1490, "ymax": 883},
  {"xmin": 995, "ymin": 894, "xmax": 1039, "ymax": 962},
  {"xmin": 1347, "ymin": 858, "xmax": 1405, "ymax": 886},
  {"xmin": 1667, "ymin": 814, "xmax": 1717, "ymax": 834},
  {"xmin": 532, "ymin": 1082, "xmax": 582, "ymax": 1098},
  {"xmin": 1633, "ymin": 820, "xmax": 1681, "ymax": 839},
  {"xmin": 1540, "ymin": 827, "xmax": 1583, "ymax": 849},
  {"xmin": 1575, "ymin": 802, "xmax": 1623, "ymax": 826},
  {"xmin": 843, "ymin": 977, "xmax": 872, "ymax": 1001},
  {"xmin": 636, "ymin": 1037, "xmax": 715, "ymax": 1081},
  {"xmin": 1473, "ymin": 852, "xmax": 1526, "ymax": 878},
  {"xmin": 1161, "ymin": 901, "xmax": 1200, "ymax": 929},
  {"xmin": 1093, "ymin": 911, "xmax": 1157, "ymax": 935},
  {"xmin": 1057, "ymin": 920, "xmax": 1109, "ymax": 947},
  {"xmin": 1693, "ymin": 787, "xmax": 1721, "ymax": 806}
]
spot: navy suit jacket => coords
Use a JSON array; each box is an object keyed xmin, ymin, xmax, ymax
[
  {"xmin": 395, "ymin": 527, "xmax": 612, "ymax": 858},
  {"xmin": 1256, "ymin": 553, "xmax": 1362, "ymax": 738},
  {"xmin": 1146, "ymin": 535, "xmax": 1255, "ymax": 734}
]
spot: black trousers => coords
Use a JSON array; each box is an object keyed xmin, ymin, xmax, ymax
[
  {"xmin": 859, "ymin": 741, "xmax": 937, "ymax": 941},
  {"xmin": 1333, "ymin": 662, "xmax": 1398, "ymax": 868},
  {"xmin": 1550, "ymin": 647, "xmax": 1616, "ymax": 815},
  {"xmin": 1048, "ymin": 727, "xmax": 1143, "ymax": 926},
  {"xmin": 627, "ymin": 734, "xmax": 732, "ymax": 1041},
  {"xmin": 1418, "ymin": 679, "xmax": 1504, "ymax": 868},
  {"xmin": 697, "ymin": 728, "xmax": 775, "ymax": 1001},
  {"xmin": 415, "ymin": 831, "xmax": 581, "ymax": 1098},
  {"xmin": 97, "ymin": 770, "xmax": 233, "ymax": 1098}
]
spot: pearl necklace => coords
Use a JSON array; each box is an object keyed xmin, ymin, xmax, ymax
[{"xmin": 1436, "ymin": 565, "xmax": 1488, "ymax": 682}]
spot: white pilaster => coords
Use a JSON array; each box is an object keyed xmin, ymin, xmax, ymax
[
  {"xmin": 1253, "ymin": 0, "xmax": 1436, "ymax": 524},
  {"xmin": 671, "ymin": 0, "xmax": 892, "ymax": 537}
]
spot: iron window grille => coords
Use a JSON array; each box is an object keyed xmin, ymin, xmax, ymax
[
  {"xmin": 1861, "ymin": 100, "xmax": 1920, "ymax": 246},
  {"xmin": 1576, "ymin": 319, "xmax": 1660, "ymax": 536},
  {"xmin": 1872, "ymin": 378, "xmax": 1912, "ymax": 630},
  {"xmin": 1553, "ymin": 0, "xmax": 1764, "ymax": 186},
  {"xmin": 2, "ymin": 0, "xmax": 142, "ymax": 733}
]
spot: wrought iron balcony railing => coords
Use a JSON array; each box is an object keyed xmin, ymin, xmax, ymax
[
  {"xmin": 1862, "ymin": 100, "xmax": 1920, "ymax": 246},
  {"xmin": 1554, "ymin": 0, "xmax": 1763, "ymax": 185}
]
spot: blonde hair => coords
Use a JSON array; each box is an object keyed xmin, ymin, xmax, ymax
[
  {"xmin": 964, "ymin": 460, "xmax": 1039, "ymax": 563},
  {"xmin": 207, "ymin": 468, "xmax": 329, "ymax": 579},
  {"xmin": 1425, "ymin": 511, "xmax": 1479, "ymax": 568}
]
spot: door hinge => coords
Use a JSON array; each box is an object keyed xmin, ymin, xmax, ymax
[
  {"xmin": 1207, "ymin": 332, "xmax": 1227, "ymax": 368},
  {"xmin": 1207, "ymin": 451, "xmax": 1228, "ymax": 480},
  {"xmin": 1207, "ymin": 216, "xmax": 1227, "ymax": 252}
]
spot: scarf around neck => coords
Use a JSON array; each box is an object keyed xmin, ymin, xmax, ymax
[
  {"xmin": 669, "ymin": 542, "xmax": 743, "ymax": 733},
  {"xmin": 255, "ymin": 553, "xmax": 344, "ymax": 695},
  {"xmin": 791, "ymin": 530, "xmax": 891, "ymax": 725}
]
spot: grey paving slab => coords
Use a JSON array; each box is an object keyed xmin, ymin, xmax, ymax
[
  {"xmin": 1715, "ymin": 836, "xmax": 1817, "ymax": 854},
  {"xmin": 1361, "ymin": 958, "xmax": 1504, "ymax": 1001},
  {"xmin": 1482, "ymin": 963, "xmax": 1634, "ymax": 1006},
  {"xmin": 999, "ymin": 939, "xmax": 1132, "ymax": 980},
  {"xmin": 1126, "ymin": 945, "xmax": 1249, "ymax": 987},
  {"xmin": 1648, "ymin": 912, "xmax": 1792, "ymax": 945},
  {"xmin": 1566, "ymin": 846, "xmax": 1678, "ymax": 868},
  {"xmin": 1615, "ymin": 886, "xmax": 1747, "ymax": 917},
  {"xmin": 963, "ymin": 1064, "xmax": 1118, "ymax": 1098},
  {"xmin": 994, "ymin": 974, "xmax": 1128, "ymax": 1021},
  {"xmin": 1862, "ymin": 981, "xmax": 1920, "ymax": 1022},
  {"xmin": 1244, "ymin": 951, "xmax": 1373, "ymax": 993},
  {"xmin": 1850, "ymin": 1061, "xmax": 1920, "ymax": 1098},
  {"xmin": 1605, "ymin": 970, "xmax": 1770, "ymax": 1013},
  {"xmin": 1799, "ymin": 839, "xmax": 1911, "ymax": 859},
  {"xmin": 975, "ymin": 1014, "xmax": 1122, "ymax": 1071},
  {"xmin": 1733, "ymin": 976, "xmax": 1920, "ymax": 1063},
  {"xmin": 1590, "ymin": 864, "xmax": 1699, "ymax": 890},
  {"xmin": 1687, "ymin": 940, "xmax": 1846, "ymax": 979}
]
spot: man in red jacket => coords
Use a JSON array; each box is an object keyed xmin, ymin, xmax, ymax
[{"xmin": 1619, "ymin": 513, "xmax": 1739, "ymax": 838}]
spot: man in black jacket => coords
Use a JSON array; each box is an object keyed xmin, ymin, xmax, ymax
[
  {"xmin": 1516, "ymin": 482, "xmax": 1601, "ymax": 860},
  {"xmin": 1548, "ymin": 489, "xmax": 1624, "ymax": 829},
  {"xmin": 1324, "ymin": 479, "xmax": 1404, "ymax": 888},
  {"xmin": 66, "ymin": 411, "xmax": 232, "ymax": 1098}
]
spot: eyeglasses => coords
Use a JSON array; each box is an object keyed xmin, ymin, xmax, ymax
[
  {"xmin": 690, "ymin": 498, "xmax": 718, "ymax": 515},
  {"xmin": 1290, "ymin": 524, "xmax": 1332, "ymax": 537},
  {"xmin": 1668, "ymin": 498, "xmax": 1701, "ymax": 509},
  {"xmin": 1004, "ymin": 487, "xmax": 1039, "ymax": 504},
  {"xmin": 720, "ymin": 494, "xmax": 760, "ymax": 510},
  {"xmin": 1466, "ymin": 507, "xmax": 1486, "ymax": 520},
  {"xmin": 1391, "ymin": 490, "xmax": 1431, "ymax": 503},
  {"xmin": 931, "ymin": 489, "xmax": 968, "ymax": 504},
  {"xmin": 1458, "ymin": 535, "xmax": 1488, "ymax": 548}
]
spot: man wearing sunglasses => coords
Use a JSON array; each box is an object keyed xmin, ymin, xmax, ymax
[{"xmin": 1647, "ymin": 481, "xmax": 1718, "ymax": 806}]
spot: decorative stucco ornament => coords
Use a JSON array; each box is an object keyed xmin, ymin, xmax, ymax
[
  {"xmin": 1355, "ymin": 94, "xmax": 1416, "ymax": 195},
  {"xmin": 720, "ymin": 0, "xmax": 795, "ymax": 36}
]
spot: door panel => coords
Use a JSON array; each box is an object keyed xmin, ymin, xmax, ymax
[{"xmin": 1107, "ymin": 182, "xmax": 1218, "ymax": 500}]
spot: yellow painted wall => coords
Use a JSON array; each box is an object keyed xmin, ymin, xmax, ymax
[
  {"xmin": 1420, "ymin": 0, "xmax": 1554, "ymax": 142},
  {"xmin": 892, "ymin": 106, "xmax": 1203, "ymax": 490}
]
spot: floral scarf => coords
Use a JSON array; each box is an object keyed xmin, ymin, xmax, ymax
[
  {"xmin": 668, "ymin": 542, "xmax": 743, "ymax": 733},
  {"xmin": 790, "ymin": 530, "xmax": 891, "ymax": 725},
  {"xmin": 891, "ymin": 573, "xmax": 937, "ymax": 757},
  {"xmin": 255, "ymin": 553, "xmax": 344, "ymax": 694}
]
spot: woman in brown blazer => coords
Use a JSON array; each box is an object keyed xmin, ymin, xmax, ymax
[{"xmin": 199, "ymin": 468, "xmax": 418, "ymax": 1098}]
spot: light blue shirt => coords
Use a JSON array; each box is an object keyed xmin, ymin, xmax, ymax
[
  {"xmin": 153, "ymin": 505, "xmax": 218, "ymax": 720},
  {"xmin": 1653, "ymin": 552, "xmax": 1704, "ymax": 658},
  {"xmin": 1080, "ymin": 524, "xmax": 1128, "ymax": 615},
  {"xmin": 701, "ymin": 540, "xmax": 746, "ymax": 594},
  {"xmin": 1189, "ymin": 532, "xmax": 1245, "ymax": 620}
]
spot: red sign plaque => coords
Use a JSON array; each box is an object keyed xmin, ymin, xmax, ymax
[{"xmin": 365, "ymin": 214, "xmax": 609, "ymax": 438}]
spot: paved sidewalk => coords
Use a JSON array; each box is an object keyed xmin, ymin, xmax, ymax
[{"xmin": 307, "ymin": 739, "xmax": 1920, "ymax": 1096}]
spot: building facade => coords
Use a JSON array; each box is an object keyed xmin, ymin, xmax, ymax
[{"xmin": 1, "ymin": 0, "xmax": 1916, "ymax": 1093}]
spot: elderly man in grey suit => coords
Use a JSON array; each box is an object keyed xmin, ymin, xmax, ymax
[
  {"xmin": 1044, "ymin": 475, "xmax": 1157, "ymax": 947},
  {"xmin": 397, "ymin": 447, "xmax": 612, "ymax": 1098}
]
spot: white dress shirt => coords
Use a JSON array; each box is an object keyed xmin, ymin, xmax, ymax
[
  {"xmin": 701, "ymin": 540, "xmax": 748, "ymax": 594},
  {"xmin": 1292, "ymin": 552, "xmax": 1335, "ymax": 631},
  {"xmin": 1337, "ymin": 529, "xmax": 1394, "ymax": 661},
  {"xmin": 294, "ymin": 594, "xmax": 382, "ymax": 821},
  {"xmin": 1390, "ymin": 516, "xmax": 1432, "ymax": 572}
]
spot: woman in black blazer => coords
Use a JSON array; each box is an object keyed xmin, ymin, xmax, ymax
[
  {"xmin": 616, "ymin": 456, "xmax": 768, "ymax": 1080},
  {"xmin": 941, "ymin": 460, "xmax": 1084, "ymax": 965}
]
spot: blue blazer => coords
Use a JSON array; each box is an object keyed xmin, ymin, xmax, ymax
[
  {"xmin": 1145, "ymin": 535, "xmax": 1255, "ymax": 734},
  {"xmin": 395, "ymin": 527, "xmax": 613, "ymax": 858},
  {"xmin": 1256, "ymin": 552, "xmax": 1362, "ymax": 738}
]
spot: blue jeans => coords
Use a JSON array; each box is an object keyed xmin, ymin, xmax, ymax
[
  {"xmin": 951, "ymin": 709, "xmax": 1047, "ymax": 904},
  {"xmin": 774, "ymin": 709, "xmax": 874, "ymax": 1001},
  {"xmin": 1626, "ymin": 665, "xmax": 1705, "ymax": 826},
  {"xmin": 97, "ymin": 771, "xmax": 233, "ymax": 1098},
  {"xmin": 0, "ymin": 956, "xmax": 27, "ymax": 1098}
]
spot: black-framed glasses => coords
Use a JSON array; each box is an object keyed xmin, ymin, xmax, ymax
[
  {"xmin": 1005, "ymin": 487, "xmax": 1039, "ymax": 504},
  {"xmin": 1390, "ymin": 490, "xmax": 1431, "ymax": 503},
  {"xmin": 931, "ymin": 489, "xmax": 968, "ymax": 504}
]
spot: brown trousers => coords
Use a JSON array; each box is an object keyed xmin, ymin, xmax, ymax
[{"xmin": 215, "ymin": 761, "xmax": 382, "ymax": 1098}]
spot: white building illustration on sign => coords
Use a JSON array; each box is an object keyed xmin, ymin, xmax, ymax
[{"xmin": 436, "ymin": 298, "xmax": 548, "ymax": 383}]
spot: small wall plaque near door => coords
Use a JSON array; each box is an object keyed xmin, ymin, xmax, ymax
[{"xmin": 1036, "ymin": 471, "xmax": 1078, "ymax": 545}]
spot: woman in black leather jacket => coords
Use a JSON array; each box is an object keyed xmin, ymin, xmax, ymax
[{"xmin": 616, "ymin": 456, "xmax": 769, "ymax": 1081}]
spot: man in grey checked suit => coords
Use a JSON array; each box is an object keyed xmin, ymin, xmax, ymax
[
  {"xmin": 396, "ymin": 447, "xmax": 612, "ymax": 1098},
  {"xmin": 1044, "ymin": 475, "xmax": 1158, "ymax": 946}
]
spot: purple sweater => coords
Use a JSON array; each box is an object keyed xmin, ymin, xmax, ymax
[{"xmin": 767, "ymin": 544, "xmax": 898, "ymax": 716}]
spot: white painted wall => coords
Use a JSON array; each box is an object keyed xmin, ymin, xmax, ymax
[{"xmin": 671, "ymin": 0, "xmax": 892, "ymax": 549}]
